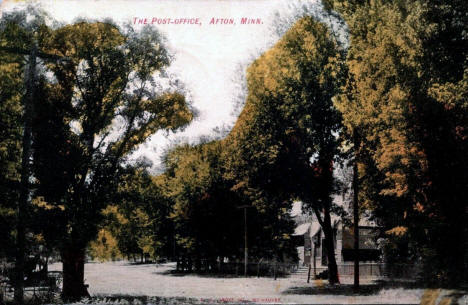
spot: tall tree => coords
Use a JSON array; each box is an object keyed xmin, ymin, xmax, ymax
[
  {"xmin": 0, "ymin": 9, "xmax": 54, "ymax": 302},
  {"xmin": 164, "ymin": 142, "xmax": 244, "ymax": 268},
  {"xmin": 28, "ymin": 20, "xmax": 193, "ymax": 300},
  {"xmin": 223, "ymin": 17, "xmax": 344, "ymax": 284},
  {"xmin": 328, "ymin": 0, "xmax": 468, "ymax": 285},
  {"xmin": 163, "ymin": 140, "xmax": 297, "ymax": 270},
  {"xmin": 95, "ymin": 165, "xmax": 177, "ymax": 262},
  {"xmin": 0, "ymin": 11, "xmax": 24, "ymax": 261}
]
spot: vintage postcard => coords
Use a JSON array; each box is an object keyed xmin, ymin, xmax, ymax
[{"xmin": 0, "ymin": 0, "xmax": 466, "ymax": 304}]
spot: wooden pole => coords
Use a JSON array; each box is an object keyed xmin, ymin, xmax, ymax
[
  {"xmin": 353, "ymin": 134, "xmax": 360, "ymax": 291},
  {"xmin": 1, "ymin": 40, "xmax": 70, "ymax": 305},
  {"xmin": 15, "ymin": 44, "xmax": 37, "ymax": 305},
  {"xmin": 237, "ymin": 205, "xmax": 251, "ymax": 277},
  {"xmin": 244, "ymin": 207, "xmax": 248, "ymax": 276}
]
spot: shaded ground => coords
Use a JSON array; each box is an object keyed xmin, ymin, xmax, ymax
[
  {"xmin": 46, "ymin": 261, "xmax": 467, "ymax": 304},
  {"xmin": 283, "ymin": 284, "xmax": 383, "ymax": 296}
]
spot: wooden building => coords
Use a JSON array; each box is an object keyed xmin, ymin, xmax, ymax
[{"xmin": 292, "ymin": 201, "xmax": 383, "ymax": 277}]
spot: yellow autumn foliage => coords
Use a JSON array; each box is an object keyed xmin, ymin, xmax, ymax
[
  {"xmin": 385, "ymin": 226, "xmax": 408, "ymax": 237},
  {"xmin": 89, "ymin": 229, "xmax": 122, "ymax": 262}
]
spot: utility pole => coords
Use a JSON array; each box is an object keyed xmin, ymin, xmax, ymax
[
  {"xmin": 14, "ymin": 43, "xmax": 37, "ymax": 305},
  {"xmin": 353, "ymin": 133, "xmax": 360, "ymax": 291},
  {"xmin": 1, "ymin": 40, "xmax": 69, "ymax": 305},
  {"xmin": 237, "ymin": 205, "xmax": 251, "ymax": 276},
  {"xmin": 244, "ymin": 207, "xmax": 248, "ymax": 276}
]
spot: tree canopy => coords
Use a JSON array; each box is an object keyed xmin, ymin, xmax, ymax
[
  {"xmin": 0, "ymin": 8, "xmax": 193, "ymax": 300},
  {"xmin": 1, "ymin": 1, "xmax": 467, "ymax": 299},
  {"xmin": 222, "ymin": 16, "xmax": 344, "ymax": 283},
  {"xmin": 328, "ymin": 0, "xmax": 468, "ymax": 284},
  {"xmin": 0, "ymin": 10, "xmax": 26, "ymax": 259}
]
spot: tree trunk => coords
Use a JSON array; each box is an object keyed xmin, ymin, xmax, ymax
[
  {"xmin": 322, "ymin": 208, "xmax": 339, "ymax": 285},
  {"xmin": 312, "ymin": 156, "xmax": 340, "ymax": 285},
  {"xmin": 61, "ymin": 247, "xmax": 89, "ymax": 302}
]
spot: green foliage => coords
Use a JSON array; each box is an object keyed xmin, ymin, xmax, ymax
[
  {"xmin": 164, "ymin": 142, "xmax": 243, "ymax": 259},
  {"xmin": 162, "ymin": 138, "xmax": 298, "ymax": 263},
  {"xmin": 224, "ymin": 16, "xmax": 343, "ymax": 204},
  {"xmin": 93, "ymin": 166, "xmax": 175, "ymax": 261},
  {"xmin": 0, "ymin": 49, "xmax": 22, "ymax": 258},
  {"xmin": 221, "ymin": 18, "xmax": 344, "ymax": 278},
  {"xmin": 28, "ymin": 20, "xmax": 193, "ymax": 253},
  {"xmin": 0, "ymin": 8, "xmax": 193, "ymax": 299},
  {"xmin": 0, "ymin": 8, "xmax": 44, "ymax": 259}
]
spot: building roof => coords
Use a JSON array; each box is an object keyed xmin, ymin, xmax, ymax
[
  {"xmin": 293, "ymin": 223, "xmax": 310, "ymax": 236},
  {"xmin": 310, "ymin": 222, "xmax": 321, "ymax": 237}
]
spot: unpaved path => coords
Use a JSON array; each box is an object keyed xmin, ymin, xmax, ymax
[{"xmin": 50, "ymin": 261, "xmax": 426, "ymax": 304}]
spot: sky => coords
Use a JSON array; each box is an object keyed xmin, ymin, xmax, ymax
[{"xmin": 0, "ymin": 0, "xmax": 343, "ymax": 173}]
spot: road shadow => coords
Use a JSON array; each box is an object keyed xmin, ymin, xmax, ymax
[
  {"xmin": 282, "ymin": 279, "xmax": 421, "ymax": 296},
  {"xmin": 282, "ymin": 283, "xmax": 383, "ymax": 296},
  {"xmin": 283, "ymin": 279, "xmax": 468, "ymax": 297},
  {"xmin": 153, "ymin": 269, "xmax": 286, "ymax": 279}
]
